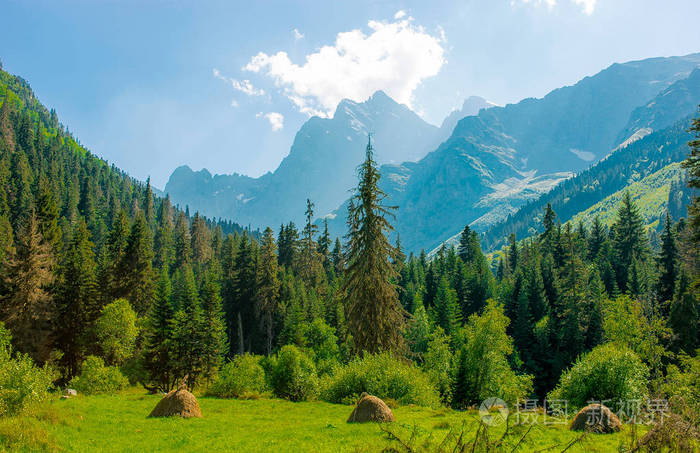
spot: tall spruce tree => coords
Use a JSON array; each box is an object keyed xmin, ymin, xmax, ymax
[
  {"xmin": 656, "ymin": 212, "xmax": 678, "ymax": 312},
  {"xmin": 143, "ymin": 268, "xmax": 175, "ymax": 392},
  {"xmin": 343, "ymin": 136, "xmax": 404, "ymax": 354},
  {"xmin": 122, "ymin": 211, "xmax": 154, "ymax": 315},
  {"xmin": 55, "ymin": 218, "xmax": 98, "ymax": 377},
  {"xmin": 257, "ymin": 227, "xmax": 280, "ymax": 355},
  {"xmin": 199, "ymin": 267, "xmax": 227, "ymax": 382},
  {"xmin": 668, "ymin": 271, "xmax": 699, "ymax": 354},
  {"xmin": 612, "ymin": 192, "xmax": 648, "ymax": 293},
  {"xmin": 1, "ymin": 210, "xmax": 55, "ymax": 362}
]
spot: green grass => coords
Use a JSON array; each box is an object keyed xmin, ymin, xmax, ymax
[
  {"xmin": 569, "ymin": 162, "xmax": 685, "ymax": 231},
  {"xmin": 0, "ymin": 388, "xmax": 643, "ymax": 452}
]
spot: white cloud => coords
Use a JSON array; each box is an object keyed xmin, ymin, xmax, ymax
[
  {"xmin": 243, "ymin": 16, "xmax": 445, "ymax": 117},
  {"xmin": 256, "ymin": 112, "xmax": 284, "ymax": 131},
  {"xmin": 213, "ymin": 68, "xmax": 265, "ymax": 96},
  {"xmin": 293, "ymin": 28, "xmax": 304, "ymax": 40},
  {"xmin": 573, "ymin": 0, "xmax": 596, "ymax": 15},
  {"xmin": 394, "ymin": 10, "xmax": 406, "ymax": 19},
  {"xmin": 230, "ymin": 99, "xmax": 239, "ymax": 107}
]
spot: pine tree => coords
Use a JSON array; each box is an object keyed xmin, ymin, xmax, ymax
[
  {"xmin": 299, "ymin": 199, "xmax": 321, "ymax": 285},
  {"xmin": 122, "ymin": 211, "xmax": 154, "ymax": 315},
  {"xmin": 557, "ymin": 224, "xmax": 586, "ymax": 368},
  {"xmin": 36, "ymin": 176, "xmax": 62, "ymax": 251},
  {"xmin": 656, "ymin": 212, "xmax": 678, "ymax": 312},
  {"xmin": 143, "ymin": 177, "xmax": 155, "ymax": 225},
  {"xmin": 170, "ymin": 265, "xmax": 206, "ymax": 388},
  {"xmin": 257, "ymin": 227, "xmax": 280, "ymax": 355},
  {"xmin": 432, "ymin": 276, "xmax": 461, "ymax": 339},
  {"xmin": 541, "ymin": 203, "xmax": 557, "ymax": 250},
  {"xmin": 588, "ymin": 216, "xmax": 606, "ymax": 260},
  {"xmin": 612, "ymin": 192, "xmax": 648, "ymax": 293},
  {"xmin": 1, "ymin": 210, "xmax": 55, "ymax": 362},
  {"xmin": 143, "ymin": 268, "xmax": 175, "ymax": 392},
  {"xmin": 191, "ymin": 212, "xmax": 212, "ymax": 265},
  {"xmin": 105, "ymin": 210, "xmax": 130, "ymax": 300},
  {"xmin": 277, "ymin": 222, "xmax": 298, "ymax": 268},
  {"xmin": 199, "ymin": 267, "xmax": 228, "ymax": 382},
  {"xmin": 317, "ymin": 219, "xmax": 331, "ymax": 259},
  {"xmin": 343, "ymin": 136, "xmax": 405, "ymax": 354},
  {"xmin": 154, "ymin": 196, "xmax": 175, "ymax": 271},
  {"xmin": 508, "ymin": 233, "xmax": 518, "ymax": 272},
  {"xmin": 230, "ymin": 235, "xmax": 258, "ymax": 354},
  {"xmin": 331, "ymin": 237, "xmax": 344, "ymax": 277},
  {"xmin": 668, "ymin": 272, "xmax": 699, "ymax": 354},
  {"xmin": 174, "ymin": 212, "xmax": 192, "ymax": 270},
  {"xmin": 55, "ymin": 218, "xmax": 98, "ymax": 377}
]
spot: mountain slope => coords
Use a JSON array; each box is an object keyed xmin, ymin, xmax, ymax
[
  {"xmin": 569, "ymin": 162, "xmax": 687, "ymax": 231},
  {"xmin": 325, "ymin": 54, "xmax": 700, "ymax": 252},
  {"xmin": 165, "ymin": 91, "xmax": 442, "ymax": 228},
  {"xmin": 616, "ymin": 67, "xmax": 700, "ymax": 143},
  {"xmin": 481, "ymin": 117, "xmax": 695, "ymax": 251}
]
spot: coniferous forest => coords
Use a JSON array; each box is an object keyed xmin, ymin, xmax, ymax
[{"xmin": 0, "ymin": 57, "xmax": 699, "ymax": 450}]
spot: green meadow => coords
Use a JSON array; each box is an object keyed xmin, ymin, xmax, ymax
[{"xmin": 0, "ymin": 389, "xmax": 639, "ymax": 453}]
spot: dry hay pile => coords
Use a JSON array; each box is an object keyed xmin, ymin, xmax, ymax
[
  {"xmin": 347, "ymin": 393, "xmax": 395, "ymax": 423},
  {"xmin": 148, "ymin": 384, "xmax": 202, "ymax": 418},
  {"xmin": 635, "ymin": 413, "xmax": 699, "ymax": 452},
  {"xmin": 569, "ymin": 404, "xmax": 621, "ymax": 433}
]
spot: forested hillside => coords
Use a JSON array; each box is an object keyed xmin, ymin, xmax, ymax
[{"xmin": 0, "ymin": 67, "xmax": 248, "ymax": 377}]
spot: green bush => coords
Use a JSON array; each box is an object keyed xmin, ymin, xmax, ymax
[
  {"xmin": 451, "ymin": 300, "xmax": 533, "ymax": 408},
  {"xmin": 303, "ymin": 318, "xmax": 340, "ymax": 376},
  {"xmin": 320, "ymin": 352, "xmax": 440, "ymax": 407},
  {"xmin": 270, "ymin": 345, "xmax": 318, "ymax": 402},
  {"xmin": 548, "ymin": 343, "xmax": 649, "ymax": 410},
  {"xmin": 94, "ymin": 298, "xmax": 139, "ymax": 366},
  {"xmin": 0, "ymin": 323, "xmax": 56, "ymax": 416},
  {"xmin": 69, "ymin": 356, "xmax": 128, "ymax": 395},
  {"xmin": 207, "ymin": 354, "xmax": 268, "ymax": 398}
]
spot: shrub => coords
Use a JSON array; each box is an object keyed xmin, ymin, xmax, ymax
[
  {"xmin": 303, "ymin": 318, "xmax": 340, "ymax": 376},
  {"xmin": 0, "ymin": 323, "xmax": 56, "ymax": 416},
  {"xmin": 422, "ymin": 328, "xmax": 453, "ymax": 404},
  {"xmin": 548, "ymin": 343, "xmax": 649, "ymax": 410},
  {"xmin": 270, "ymin": 345, "xmax": 318, "ymax": 401},
  {"xmin": 94, "ymin": 298, "xmax": 139, "ymax": 366},
  {"xmin": 451, "ymin": 300, "xmax": 533, "ymax": 408},
  {"xmin": 320, "ymin": 352, "xmax": 440, "ymax": 407},
  {"xmin": 69, "ymin": 356, "xmax": 128, "ymax": 395},
  {"xmin": 207, "ymin": 354, "xmax": 267, "ymax": 398}
]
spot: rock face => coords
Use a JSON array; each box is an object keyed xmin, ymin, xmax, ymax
[
  {"xmin": 347, "ymin": 393, "xmax": 395, "ymax": 423},
  {"xmin": 148, "ymin": 385, "xmax": 202, "ymax": 418},
  {"xmin": 569, "ymin": 404, "xmax": 621, "ymax": 433}
]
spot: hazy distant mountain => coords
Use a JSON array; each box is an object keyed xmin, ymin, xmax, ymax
[
  {"xmin": 165, "ymin": 91, "xmax": 442, "ymax": 227},
  {"xmin": 324, "ymin": 53, "xmax": 700, "ymax": 253},
  {"xmin": 168, "ymin": 53, "xmax": 700, "ymax": 253},
  {"xmin": 616, "ymin": 67, "xmax": 700, "ymax": 144},
  {"xmin": 439, "ymin": 96, "xmax": 497, "ymax": 136}
]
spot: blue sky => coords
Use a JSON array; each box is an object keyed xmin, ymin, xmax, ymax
[{"xmin": 1, "ymin": 0, "xmax": 699, "ymax": 188}]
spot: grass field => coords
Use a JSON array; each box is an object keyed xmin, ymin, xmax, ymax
[{"xmin": 0, "ymin": 389, "xmax": 640, "ymax": 452}]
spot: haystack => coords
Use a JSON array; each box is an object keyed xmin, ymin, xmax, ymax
[
  {"xmin": 347, "ymin": 393, "xmax": 395, "ymax": 423},
  {"xmin": 148, "ymin": 384, "xmax": 202, "ymax": 418},
  {"xmin": 570, "ymin": 404, "xmax": 621, "ymax": 433}
]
